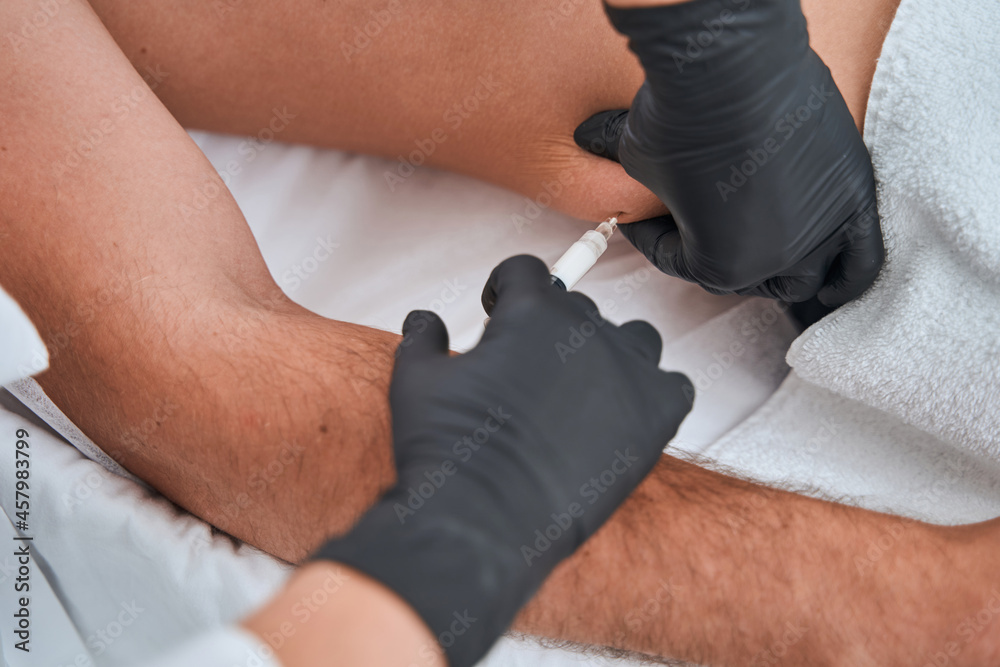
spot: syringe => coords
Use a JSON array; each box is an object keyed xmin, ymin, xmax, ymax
[
  {"xmin": 482, "ymin": 215, "xmax": 621, "ymax": 319},
  {"xmin": 549, "ymin": 215, "xmax": 619, "ymax": 291}
]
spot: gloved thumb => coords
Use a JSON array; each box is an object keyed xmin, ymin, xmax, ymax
[
  {"xmin": 573, "ymin": 110, "xmax": 629, "ymax": 162},
  {"xmin": 395, "ymin": 310, "xmax": 449, "ymax": 365},
  {"xmin": 617, "ymin": 320, "xmax": 663, "ymax": 365},
  {"xmin": 481, "ymin": 254, "xmax": 552, "ymax": 316}
]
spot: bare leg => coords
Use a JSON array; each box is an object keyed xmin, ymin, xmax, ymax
[
  {"xmin": 0, "ymin": 0, "xmax": 397, "ymax": 555},
  {"xmin": 84, "ymin": 0, "xmax": 898, "ymax": 224},
  {"xmin": 85, "ymin": 0, "xmax": 652, "ymax": 222}
]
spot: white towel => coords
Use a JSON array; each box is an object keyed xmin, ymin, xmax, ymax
[
  {"xmin": 706, "ymin": 0, "xmax": 1000, "ymax": 524},
  {"xmin": 704, "ymin": 374, "xmax": 1000, "ymax": 525},
  {"xmin": 787, "ymin": 0, "xmax": 1000, "ymax": 458}
]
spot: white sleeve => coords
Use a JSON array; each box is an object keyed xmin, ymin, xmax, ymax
[
  {"xmin": 0, "ymin": 285, "xmax": 48, "ymax": 385},
  {"xmin": 140, "ymin": 626, "xmax": 283, "ymax": 667}
]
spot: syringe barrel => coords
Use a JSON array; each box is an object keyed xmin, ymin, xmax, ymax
[{"xmin": 549, "ymin": 229, "xmax": 609, "ymax": 291}]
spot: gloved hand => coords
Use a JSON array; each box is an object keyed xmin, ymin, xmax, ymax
[
  {"xmin": 574, "ymin": 0, "xmax": 883, "ymax": 306},
  {"xmin": 315, "ymin": 255, "xmax": 692, "ymax": 667}
]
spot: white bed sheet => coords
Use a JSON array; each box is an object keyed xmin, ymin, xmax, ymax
[{"xmin": 0, "ymin": 134, "xmax": 798, "ymax": 666}]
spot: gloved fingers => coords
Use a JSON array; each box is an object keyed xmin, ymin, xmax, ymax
[
  {"xmin": 817, "ymin": 203, "xmax": 884, "ymax": 307},
  {"xmin": 618, "ymin": 215, "xmax": 692, "ymax": 282},
  {"xmin": 699, "ymin": 283, "xmax": 738, "ymax": 297},
  {"xmin": 749, "ymin": 262, "xmax": 829, "ymax": 303},
  {"xmin": 664, "ymin": 371, "xmax": 696, "ymax": 413},
  {"xmin": 746, "ymin": 213, "xmax": 868, "ymax": 303},
  {"xmin": 573, "ymin": 110, "xmax": 629, "ymax": 162},
  {"xmin": 481, "ymin": 254, "xmax": 551, "ymax": 316},
  {"xmin": 618, "ymin": 320, "xmax": 663, "ymax": 364},
  {"xmin": 396, "ymin": 310, "xmax": 450, "ymax": 365},
  {"xmin": 564, "ymin": 290, "xmax": 600, "ymax": 316},
  {"xmin": 787, "ymin": 296, "xmax": 836, "ymax": 331},
  {"xmin": 645, "ymin": 371, "xmax": 696, "ymax": 444}
]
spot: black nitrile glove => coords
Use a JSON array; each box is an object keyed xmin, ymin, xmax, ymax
[
  {"xmin": 315, "ymin": 255, "xmax": 692, "ymax": 667},
  {"xmin": 574, "ymin": 0, "xmax": 883, "ymax": 306}
]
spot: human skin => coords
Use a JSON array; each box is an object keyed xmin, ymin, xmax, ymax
[
  {"xmin": 244, "ymin": 562, "xmax": 447, "ymax": 667},
  {"xmin": 83, "ymin": 0, "xmax": 897, "ymax": 224},
  {"xmin": 3, "ymin": 1, "xmax": 998, "ymax": 666}
]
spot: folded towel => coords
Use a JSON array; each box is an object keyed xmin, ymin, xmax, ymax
[
  {"xmin": 787, "ymin": 0, "xmax": 1000, "ymax": 459},
  {"xmin": 706, "ymin": 0, "xmax": 1000, "ymax": 524},
  {"xmin": 705, "ymin": 374, "xmax": 1000, "ymax": 525}
]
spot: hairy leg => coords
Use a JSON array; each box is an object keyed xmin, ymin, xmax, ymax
[
  {"xmin": 0, "ymin": 0, "xmax": 398, "ymax": 554},
  {"xmin": 517, "ymin": 456, "xmax": 1000, "ymax": 666},
  {"xmin": 85, "ymin": 0, "xmax": 897, "ymax": 224}
]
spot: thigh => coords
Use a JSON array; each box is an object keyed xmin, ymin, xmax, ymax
[
  {"xmin": 802, "ymin": 0, "xmax": 901, "ymax": 128},
  {"xmin": 86, "ymin": 0, "xmax": 900, "ymax": 223}
]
